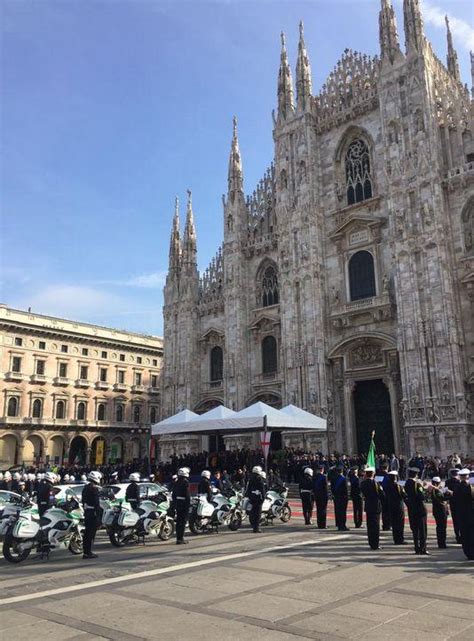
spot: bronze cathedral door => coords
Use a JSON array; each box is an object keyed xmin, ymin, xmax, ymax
[{"xmin": 353, "ymin": 379, "xmax": 394, "ymax": 455}]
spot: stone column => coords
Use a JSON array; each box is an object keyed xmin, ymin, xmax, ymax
[{"xmin": 384, "ymin": 376, "xmax": 400, "ymax": 454}]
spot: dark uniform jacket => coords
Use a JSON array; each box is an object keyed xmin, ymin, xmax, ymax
[
  {"xmin": 37, "ymin": 481, "xmax": 54, "ymax": 516},
  {"xmin": 360, "ymin": 478, "xmax": 383, "ymax": 513},
  {"xmin": 348, "ymin": 473, "xmax": 361, "ymax": 499},
  {"xmin": 198, "ymin": 478, "xmax": 213, "ymax": 502},
  {"xmin": 331, "ymin": 474, "xmax": 348, "ymax": 500},
  {"xmin": 172, "ymin": 477, "xmax": 190, "ymax": 508},
  {"xmin": 404, "ymin": 478, "xmax": 427, "ymax": 516},
  {"xmin": 299, "ymin": 476, "xmax": 314, "ymax": 498},
  {"xmin": 82, "ymin": 483, "xmax": 101, "ymax": 517},
  {"xmin": 125, "ymin": 482, "xmax": 140, "ymax": 510},
  {"xmin": 246, "ymin": 474, "xmax": 265, "ymax": 504},
  {"xmin": 431, "ymin": 487, "xmax": 449, "ymax": 516},
  {"xmin": 453, "ymin": 482, "xmax": 474, "ymax": 518},
  {"xmin": 313, "ymin": 473, "xmax": 328, "ymax": 500},
  {"xmin": 386, "ymin": 479, "xmax": 405, "ymax": 512}
]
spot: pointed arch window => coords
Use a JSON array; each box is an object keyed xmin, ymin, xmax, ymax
[
  {"xmin": 32, "ymin": 399, "xmax": 42, "ymax": 418},
  {"xmin": 262, "ymin": 266, "xmax": 279, "ymax": 307},
  {"xmin": 349, "ymin": 250, "xmax": 376, "ymax": 301},
  {"xmin": 345, "ymin": 139, "xmax": 373, "ymax": 205},
  {"xmin": 56, "ymin": 400, "xmax": 65, "ymax": 419},
  {"xmin": 116, "ymin": 404, "xmax": 124, "ymax": 423},
  {"xmin": 77, "ymin": 401, "xmax": 86, "ymax": 420},
  {"xmin": 7, "ymin": 397, "xmax": 19, "ymax": 417},
  {"xmin": 262, "ymin": 335, "xmax": 278, "ymax": 374},
  {"xmin": 210, "ymin": 346, "xmax": 223, "ymax": 382},
  {"xmin": 97, "ymin": 403, "xmax": 106, "ymax": 421}
]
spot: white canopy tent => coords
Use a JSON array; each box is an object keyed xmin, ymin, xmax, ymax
[{"xmin": 151, "ymin": 401, "xmax": 327, "ymax": 436}]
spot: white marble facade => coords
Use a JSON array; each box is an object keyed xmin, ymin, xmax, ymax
[{"xmin": 161, "ymin": 2, "xmax": 474, "ymax": 458}]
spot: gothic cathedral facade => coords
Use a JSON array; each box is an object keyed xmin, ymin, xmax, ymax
[{"xmin": 162, "ymin": 0, "xmax": 474, "ymax": 458}]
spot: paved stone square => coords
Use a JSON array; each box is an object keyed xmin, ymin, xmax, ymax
[{"xmin": 0, "ymin": 518, "xmax": 472, "ymax": 641}]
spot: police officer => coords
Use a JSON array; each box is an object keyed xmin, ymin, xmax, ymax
[
  {"xmin": 37, "ymin": 471, "xmax": 56, "ymax": 517},
  {"xmin": 378, "ymin": 463, "xmax": 391, "ymax": 531},
  {"xmin": 246, "ymin": 466, "xmax": 265, "ymax": 533},
  {"xmin": 360, "ymin": 466, "xmax": 383, "ymax": 550},
  {"xmin": 453, "ymin": 468, "xmax": 474, "ymax": 560},
  {"xmin": 2, "ymin": 471, "xmax": 13, "ymax": 491},
  {"xmin": 331, "ymin": 465, "xmax": 349, "ymax": 531},
  {"xmin": 172, "ymin": 467, "xmax": 190, "ymax": 544},
  {"xmin": 386, "ymin": 470, "xmax": 406, "ymax": 545},
  {"xmin": 431, "ymin": 476, "xmax": 449, "ymax": 549},
  {"xmin": 198, "ymin": 470, "xmax": 213, "ymax": 502},
  {"xmin": 82, "ymin": 470, "xmax": 101, "ymax": 559},
  {"xmin": 445, "ymin": 468, "xmax": 461, "ymax": 543},
  {"xmin": 125, "ymin": 472, "xmax": 141, "ymax": 510},
  {"xmin": 348, "ymin": 467, "xmax": 363, "ymax": 528},
  {"xmin": 313, "ymin": 465, "xmax": 328, "ymax": 529},
  {"xmin": 405, "ymin": 467, "xmax": 429, "ymax": 555},
  {"xmin": 299, "ymin": 467, "xmax": 314, "ymax": 525}
]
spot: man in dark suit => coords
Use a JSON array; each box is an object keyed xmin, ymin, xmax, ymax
[
  {"xmin": 313, "ymin": 465, "xmax": 328, "ymax": 529},
  {"xmin": 385, "ymin": 470, "xmax": 406, "ymax": 545},
  {"xmin": 331, "ymin": 466, "xmax": 349, "ymax": 531},
  {"xmin": 405, "ymin": 467, "xmax": 429, "ymax": 555}
]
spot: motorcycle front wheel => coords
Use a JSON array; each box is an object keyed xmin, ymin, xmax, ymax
[
  {"xmin": 68, "ymin": 531, "xmax": 83, "ymax": 555},
  {"xmin": 3, "ymin": 532, "xmax": 32, "ymax": 564},
  {"xmin": 228, "ymin": 512, "xmax": 242, "ymax": 531},
  {"xmin": 280, "ymin": 505, "xmax": 292, "ymax": 522},
  {"xmin": 108, "ymin": 528, "xmax": 129, "ymax": 547},
  {"xmin": 159, "ymin": 520, "xmax": 174, "ymax": 541}
]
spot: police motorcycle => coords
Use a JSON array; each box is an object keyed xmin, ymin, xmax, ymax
[
  {"xmin": 104, "ymin": 484, "xmax": 174, "ymax": 546},
  {"xmin": 2, "ymin": 486, "xmax": 84, "ymax": 563},
  {"xmin": 0, "ymin": 493, "xmax": 39, "ymax": 542},
  {"xmin": 188, "ymin": 475, "xmax": 244, "ymax": 535}
]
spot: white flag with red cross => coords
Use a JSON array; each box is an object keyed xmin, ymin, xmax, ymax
[{"xmin": 260, "ymin": 431, "xmax": 272, "ymax": 460}]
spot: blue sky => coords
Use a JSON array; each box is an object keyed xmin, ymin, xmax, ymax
[{"xmin": 1, "ymin": 0, "xmax": 473, "ymax": 336}]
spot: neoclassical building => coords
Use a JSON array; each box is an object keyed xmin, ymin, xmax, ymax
[
  {"xmin": 0, "ymin": 305, "xmax": 163, "ymax": 468},
  {"xmin": 162, "ymin": 1, "xmax": 474, "ymax": 457}
]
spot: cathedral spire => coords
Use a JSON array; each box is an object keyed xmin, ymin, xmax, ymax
[
  {"xmin": 168, "ymin": 196, "xmax": 181, "ymax": 273},
  {"xmin": 182, "ymin": 189, "xmax": 197, "ymax": 266},
  {"xmin": 379, "ymin": 0, "xmax": 401, "ymax": 64},
  {"xmin": 471, "ymin": 51, "xmax": 474, "ymax": 99},
  {"xmin": 445, "ymin": 16, "xmax": 461, "ymax": 81},
  {"xmin": 296, "ymin": 21, "xmax": 312, "ymax": 111},
  {"xmin": 403, "ymin": 0, "xmax": 424, "ymax": 54},
  {"xmin": 228, "ymin": 116, "xmax": 243, "ymax": 199},
  {"xmin": 277, "ymin": 32, "xmax": 295, "ymax": 120}
]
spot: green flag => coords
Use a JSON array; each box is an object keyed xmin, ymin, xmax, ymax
[{"xmin": 366, "ymin": 431, "xmax": 376, "ymax": 469}]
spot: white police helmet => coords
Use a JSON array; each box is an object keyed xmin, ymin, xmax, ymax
[
  {"xmin": 304, "ymin": 467, "xmax": 314, "ymax": 477},
  {"xmin": 201, "ymin": 470, "xmax": 211, "ymax": 479},
  {"xmin": 13, "ymin": 472, "xmax": 21, "ymax": 480},
  {"xmin": 64, "ymin": 474, "xmax": 70, "ymax": 482},
  {"xmin": 81, "ymin": 474, "xmax": 87, "ymax": 482},
  {"xmin": 260, "ymin": 470, "xmax": 267, "ymax": 479},
  {"xmin": 5, "ymin": 471, "xmax": 12, "ymax": 480},
  {"xmin": 69, "ymin": 475, "xmax": 75, "ymax": 483},
  {"xmin": 178, "ymin": 468, "xmax": 189, "ymax": 478},
  {"xmin": 252, "ymin": 466, "xmax": 263, "ymax": 474},
  {"xmin": 44, "ymin": 471, "xmax": 56, "ymax": 484},
  {"xmin": 88, "ymin": 471, "xmax": 102, "ymax": 484},
  {"xmin": 129, "ymin": 472, "xmax": 140, "ymax": 482}
]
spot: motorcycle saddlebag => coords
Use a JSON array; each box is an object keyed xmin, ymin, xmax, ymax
[
  {"xmin": 197, "ymin": 497, "xmax": 214, "ymax": 517},
  {"xmin": 13, "ymin": 518, "xmax": 40, "ymax": 539},
  {"xmin": 118, "ymin": 510, "xmax": 139, "ymax": 527},
  {"xmin": 103, "ymin": 509, "xmax": 117, "ymax": 526}
]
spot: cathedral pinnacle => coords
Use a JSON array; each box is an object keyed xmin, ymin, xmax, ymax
[
  {"xmin": 277, "ymin": 31, "xmax": 295, "ymax": 120},
  {"xmin": 379, "ymin": 0, "xmax": 401, "ymax": 64},
  {"xmin": 445, "ymin": 16, "xmax": 461, "ymax": 81},
  {"xmin": 168, "ymin": 196, "xmax": 181, "ymax": 273},
  {"xmin": 183, "ymin": 189, "xmax": 197, "ymax": 265},
  {"xmin": 228, "ymin": 115, "xmax": 243, "ymax": 198},
  {"xmin": 296, "ymin": 21, "xmax": 312, "ymax": 111},
  {"xmin": 471, "ymin": 51, "xmax": 474, "ymax": 99},
  {"xmin": 403, "ymin": 0, "xmax": 424, "ymax": 54}
]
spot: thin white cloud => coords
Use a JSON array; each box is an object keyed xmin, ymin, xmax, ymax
[
  {"xmin": 95, "ymin": 271, "xmax": 167, "ymax": 289},
  {"xmin": 422, "ymin": 0, "xmax": 474, "ymax": 51}
]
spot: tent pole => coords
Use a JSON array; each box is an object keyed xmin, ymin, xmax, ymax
[{"xmin": 263, "ymin": 415, "xmax": 268, "ymax": 477}]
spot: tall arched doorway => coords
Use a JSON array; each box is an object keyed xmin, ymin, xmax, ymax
[
  {"xmin": 69, "ymin": 436, "xmax": 87, "ymax": 465},
  {"xmin": 23, "ymin": 435, "xmax": 43, "ymax": 466},
  {"xmin": 49, "ymin": 435, "xmax": 65, "ymax": 465},
  {"xmin": 110, "ymin": 437, "xmax": 124, "ymax": 463},
  {"xmin": 0, "ymin": 434, "xmax": 18, "ymax": 467},
  {"xmin": 353, "ymin": 379, "xmax": 394, "ymax": 455},
  {"xmin": 91, "ymin": 437, "xmax": 106, "ymax": 465}
]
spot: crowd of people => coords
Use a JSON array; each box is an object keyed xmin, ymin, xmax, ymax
[{"xmin": 1, "ymin": 448, "xmax": 472, "ymax": 562}]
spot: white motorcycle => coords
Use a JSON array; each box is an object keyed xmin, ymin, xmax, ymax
[
  {"xmin": 0, "ymin": 496, "xmax": 39, "ymax": 542},
  {"xmin": 242, "ymin": 484, "xmax": 291, "ymax": 525},
  {"xmin": 2, "ymin": 494, "xmax": 84, "ymax": 563},
  {"xmin": 104, "ymin": 494, "xmax": 174, "ymax": 546},
  {"xmin": 188, "ymin": 488, "xmax": 243, "ymax": 534}
]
